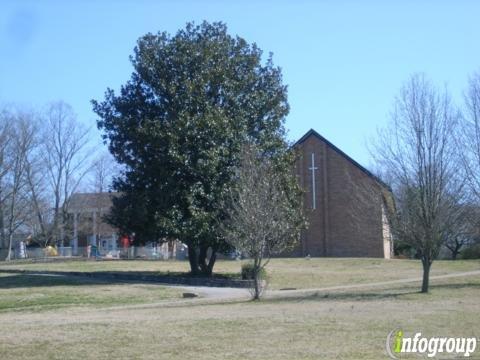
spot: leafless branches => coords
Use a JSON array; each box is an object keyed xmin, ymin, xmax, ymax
[
  {"xmin": 0, "ymin": 102, "xmax": 96, "ymax": 259},
  {"xmin": 41, "ymin": 102, "xmax": 92, "ymax": 245},
  {"xmin": 372, "ymin": 74, "xmax": 463, "ymax": 292},
  {"xmin": 89, "ymin": 152, "xmax": 120, "ymax": 193},
  {"xmin": 221, "ymin": 145, "xmax": 305, "ymax": 299},
  {"xmin": 461, "ymin": 72, "xmax": 480, "ymax": 201},
  {"xmin": 2, "ymin": 111, "xmax": 37, "ymax": 259}
]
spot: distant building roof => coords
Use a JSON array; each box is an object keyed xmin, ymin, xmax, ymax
[{"xmin": 67, "ymin": 192, "xmax": 119, "ymax": 213}]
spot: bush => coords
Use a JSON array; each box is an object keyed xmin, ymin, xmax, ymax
[
  {"xmin": 241, "ymin": 262, "xmax": 267, "ymax": 280},
  {"xmin": 461, "ymin": 244, "xmax": 480, "ymax": 259}
]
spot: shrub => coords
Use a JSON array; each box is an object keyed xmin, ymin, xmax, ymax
[
  {"xmin": 241, "ymin": 262, "xmax": 267, "ymax": 280},
  {"xmin": 461, "ymin": 244, "xmax": 480, "ymax": 259}
]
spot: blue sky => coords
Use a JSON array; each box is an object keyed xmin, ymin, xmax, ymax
[{"xmin": 1, "ymin": 0, "xmax": 479, "ymax": 167}]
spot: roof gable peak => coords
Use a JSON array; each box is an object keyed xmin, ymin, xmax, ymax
[{"xmin": 294, "ymin": 128, "xmax": 390, "ymax": 190}]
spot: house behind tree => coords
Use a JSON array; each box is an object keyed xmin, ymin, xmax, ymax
[
  {"xmin": 67, "ymin": 192, "xmax": 119, "ymax": 256},
  {"xmin": 67, "ymin": 192, "xmax": 183, "ymax": 259}
]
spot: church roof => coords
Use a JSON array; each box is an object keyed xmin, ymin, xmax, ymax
[{"xmin": 294, "ymin": 129, "xmax": 391, "ymax": 191}]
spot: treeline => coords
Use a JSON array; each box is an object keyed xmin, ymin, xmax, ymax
[{"xmin": 0, "ymin": 101, "xmax": 116, "ymax": 260}]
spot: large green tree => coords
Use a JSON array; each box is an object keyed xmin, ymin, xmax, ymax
[{"xmin": 92, "ymin": 21, "xmax": 290, "ymax": 275}]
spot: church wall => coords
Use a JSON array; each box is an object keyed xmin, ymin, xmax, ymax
[
  {"xmin": 293, "ymin": 133, "xmax": 386, "ymax": 258},
  {"xmin": 293, "ymin": 135, "xmax": 327, "ymax": 256},
  {"xmin": 325, "ymin": 147, "xmax": 384, "ymax": 257}
]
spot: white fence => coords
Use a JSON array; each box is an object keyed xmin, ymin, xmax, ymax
[{"xmin": 0, "ymin": 245, "xmax": 188, "ymax": 261}]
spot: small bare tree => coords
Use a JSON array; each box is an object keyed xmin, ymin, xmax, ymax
[
  {"xmin": 372, "ymin": 74, "xmax": 463, "ymax": 293},
  {"xmin": 221, "ymin": 145, "xmax": 305, "ymax": 300}
]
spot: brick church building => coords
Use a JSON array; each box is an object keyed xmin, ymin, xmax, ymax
[{"xmin": 292, "ymin": 129, "xmax": 394, "ymax": 259}]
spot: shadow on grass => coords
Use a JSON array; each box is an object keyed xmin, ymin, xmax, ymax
[
  {"xmin": 0, "ymin": 269, "xmax": 241, "ymax": 289},
  {"xmin": 267, "ymin": 290, "xmax": 418, "ymax": 303},
  {"xmin": 264, "ymin": 282, "xmax": 480, "ymax": 304},
  {"xmin": 0, "ymin": 273, "xmax": 139, "ymax": 289},
  {"xmin": 429, "ymin": 282, "xmax": 480, "ymax": 291}
]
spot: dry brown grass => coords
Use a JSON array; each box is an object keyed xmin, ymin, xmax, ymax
[
  {"xmin": 1, "ymin": 257, "xmax": 478, "ymax": 289},
  {"xmin": 0, "ymin": 258, "xmax": 479, "ymax": 359}
]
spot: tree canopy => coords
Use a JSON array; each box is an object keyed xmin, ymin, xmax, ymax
[{"xmin": 92, "ymin": 21, "xmax": 291, "ymax": 275}]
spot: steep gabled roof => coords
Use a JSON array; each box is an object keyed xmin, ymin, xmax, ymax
[
  {"xmin": 294, "ymin": 129, "xmax": 391, "ymax": 191},
  {"xmin": 67, "ymin": 192, "xmax": 119, "ymax": 213}
]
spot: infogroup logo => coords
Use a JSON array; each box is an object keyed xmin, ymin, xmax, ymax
[{"xmin": 386, "ymin": 329, "xmax": 477, "ymax": 359}]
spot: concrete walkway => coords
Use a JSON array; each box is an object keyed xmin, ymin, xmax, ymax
[
  {"xmin": 178, "ymin": 269, "xmax": 480, "ymax": 302},
  {"xmin": 264, "ymin": 269, "xmax": 480, "ymax": 298},
  {"xmin": 4, "ymin": 268, "xmax": 479, "ymax": 310}
]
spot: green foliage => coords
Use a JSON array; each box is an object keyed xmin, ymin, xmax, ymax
[
  {"xmin": 241, "ymin": 262, "xmax": 267, "ymax": 280},
  {"xmin": 92, "ymin": 21, "xmax": 290, "ymax": 274},
  {"xmin": 394, "ymin": 240, "xmax": 415, "ymax": 258},
  {"xmin": 461, "ymin": 244, "xmax": 480, "ymax": 259}
]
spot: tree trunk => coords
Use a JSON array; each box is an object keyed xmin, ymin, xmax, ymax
[
  {"xmin": 0, "ymin": 190, "xmax": 5, "ymax": 254},
  {"xmin": 187, "ymin": 245, "xmax": 200, "ymax": 275},
  {"xmin": 452, "ymin": 242, "xmax": 462, "ymax": 260},
  {"xmin": 251, "ymin": 258, "xmax": 262, "ymax": 300},
  {"xmin": 421, "ymin": 256, "xmax": 431, "ymax": 293},
  {"xmin": 5, "ymin": 189, "xmax": 17, "ymax": 261},
  {"xmin": 206, "ymin": 249, "xmax": 217, "ymax": 275},
  {"xmin": 5, "ymin": 233, "xmax": 13, "ymax": 261},
  {"xmin": 198, "ymin": 245, "xmax": 216, "ymax": 277},
  {"xmin": 26, "ymin": 167, "xmax": 48, "ymax": 242},
  {"xmin": 452, "ymin": 250, "xmax": 458, "ymax": 260},
  {"xmin": 188, "ymin": 245, "xmax": 217, "ymax": 276},
  {"xmin": 253, "ymin": 274, "xmax": 260, "ymax": 300},
  {"xmin": 198, "ymin": 245, "xmax": 208, "ymax": 274},
  {"xmin": 447, "ymin": 241, "xmax": 462, "ymax": 260}
]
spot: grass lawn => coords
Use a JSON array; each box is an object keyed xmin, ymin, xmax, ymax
[
  {"xmin": 1, "ymin": 257, "xmax": 479, "ymax": 289},
  {"xmin": 0, "ymin": 258, "xmax": 479, "ymax": 359},
  {"xmin": 0, "ymin": 272, "xmax": 181, "ymax": 313}
]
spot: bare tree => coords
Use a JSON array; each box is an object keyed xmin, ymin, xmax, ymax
[
  {"xmin": 20, "ymin": 114, "xmax": 52, "ymax": 246},
  {"xmin": 0, "ymin": 111, "xmax": 13, "ymax": 251},
  {"xmin": 442, "ymin": 198, "xmax": 477, "ymax": 260},
  {"xmin": 24, "ymin": 150, "xmax": 50, "ymax": 245},
  {"xmin": 461, "ymin": 72, "xmax": 480, "ymax": 201},
  {"xmin": 458, "ymin": 72, "xmax": 480, "ymax": 258},
  {"xmin": 89, "ymin": 151, "xmax": 120, "ymax": 193},
  {"xmin": 221, "ymin": 146, "xmax": 305, "ymax": 300},
  {"xmin": 372, "ymin": 74, "xmax": 463, "ymax": 293},
  {"xmin": 4, "ymin": 112, "xmax": 36, "ymax": 260},
  {"xmin": 41, "ymin": 102, "xmax": 91, "ymax": 246},
  {"xmin": 0, "ymin": 102, "xmax": 96, "ymax": 257}
]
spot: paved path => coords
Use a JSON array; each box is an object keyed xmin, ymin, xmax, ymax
[
  {"xmin": 263, "ymin": 269, "xmax": 480, "ymax": 298},
  {"xmin": 3, "ymin": 268, "xmax": 480, "ymax": 309},
  {"xmin": 177, "ymin": 269, "xmax": 480, "ymax": 302}
]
